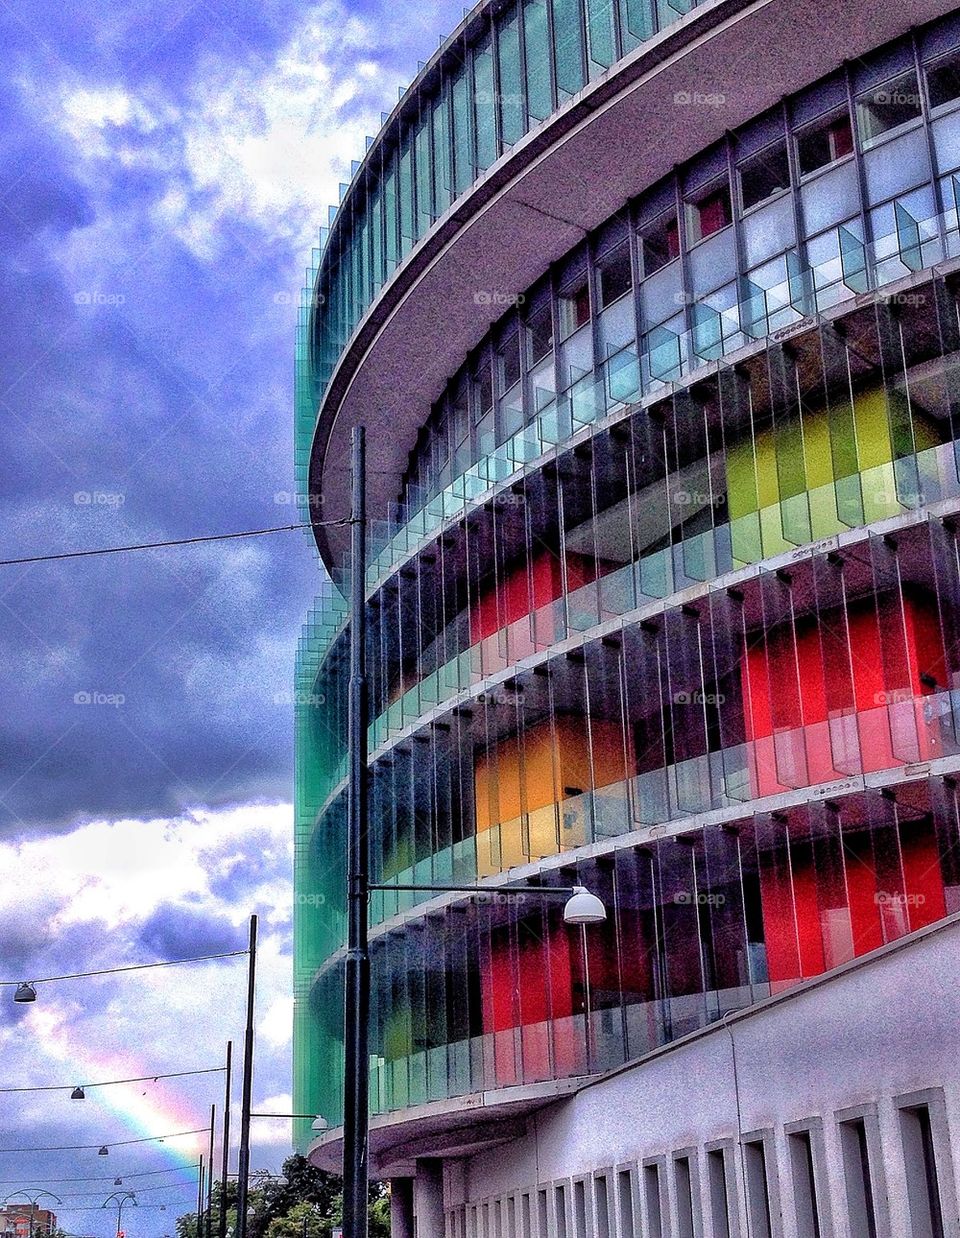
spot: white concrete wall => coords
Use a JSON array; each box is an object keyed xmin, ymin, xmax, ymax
[{"xmin": 446, "ymin": 915, "xmax": 960, "ymax": 1238}]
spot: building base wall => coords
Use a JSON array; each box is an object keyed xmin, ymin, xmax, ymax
[{"xmin": 439, "ymin": 915, "xmax": 960, "ymax": 1238}]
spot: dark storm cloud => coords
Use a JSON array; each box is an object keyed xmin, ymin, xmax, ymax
[
  {"xmin": 0, "ymin": 0, "xmax": 467, "ymax": 836},
  {"xmin": 137, "ymin": 902, "xmax": 247, "ymax": 959}
]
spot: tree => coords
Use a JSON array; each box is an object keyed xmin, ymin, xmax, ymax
[
  {"xmin": 175, "ymin": 1179, "xmax": 238, "ymax": 1238},
  {"xmin": 176, "ymin": 1156, "xmax": 387, "ymax": 1238}
]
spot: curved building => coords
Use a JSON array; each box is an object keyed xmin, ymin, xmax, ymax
[{"xmin": 295, "ymin": 1, "xmax": 960, "ymax": 1233}]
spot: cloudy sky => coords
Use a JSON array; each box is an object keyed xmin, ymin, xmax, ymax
[{"xmin": 0, "ymin": 0, "xmax": 462, "ymax": 1231}]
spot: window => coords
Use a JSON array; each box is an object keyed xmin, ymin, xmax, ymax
[
  {"xmin": 707, "ymin": 1149, "xmax": 733, "ymax": 1238},
  {"xmin": 643, "ymin": 1163, "xmax": 664, "ymax": 1238},
  {"xmin": 840, "ymin": 1117, "xmax": 880, "ymax": 1238},
  {"xmin": 686, "ymin": 180, "xmax": 732, "ymax": 244},
  {"xmin": 740, "ymin": 141, "xmax": 791, "ymax": 209},
  {"xmin": 573, "ymin": 1180, "xmax": 587, "ymax": 1238},
  {"xmin": 743, "ymin": 1138, "xmax": 774, "ymax": 1238},
  {"xmin": 597, "ymin": 240, "xmax": 633, "ymax": 307},
  {"xmin": 673, "ymin": 1155, "xmax": 696, "ymax": 1238},
  {"xmin": 856, "ymin": 71, "xmax": 923, "ymax": 147},
  {"xmin": 498, "ymin": 331, "xmax": 521, "ymax": 392},
  {"xmin": 797, "ymin": 111, "xmax": 854, "ymax": 174},
  {"xmin": 558, "ymin": 279, "xmax": 591, "ymax": 339},
  {"xmin": 593, "ymin": 1176, "xmax": 610, "ymax": 1238},
  {"xmin": 537, "ymin": 1189, "xmax": 548, "ymax": 1238},
  {"xmin": 928, "ymin": 51, "xmax": 960, "ymax": 111},
  {"xmin": 900, "ymin": 1104, "xmax": 945, "ymax": 1238},
  {"xmin": 617, "ymin": 1170, "xmax": 635, "ymax": 1238},
  {"xmin": 527, "ymin": 298, "xmax": 554, "ymax": 364},
  {"xmin": 789, "ymin": 1129, "xmax": 823, "ymax": 1238},
  {"xmin": 555, "ymin": 1184, "xmax": 568, "ymax": 1238},
  {"xmin": 640, "ymin": 211, "xmax": 680, "ymax": 275}
]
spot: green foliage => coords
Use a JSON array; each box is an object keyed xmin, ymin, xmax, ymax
[{"xmin": 175, "ymin": 1156, "xmax": 389, "ymax": 1238}]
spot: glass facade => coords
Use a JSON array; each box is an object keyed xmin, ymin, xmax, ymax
[{"xmin": 294, "ymin": 7, "xmax": 960, "ymax": 1153}]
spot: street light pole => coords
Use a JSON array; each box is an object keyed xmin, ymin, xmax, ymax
[
  {"xmin": 336, "ymin": 427, "xmax": 607, "ymax": 1236},
  {"xmin": 102, "ymin": 1191, "xmax": 136, "ymax": 1238},
  {"xmin": 218, "ymin": 1041, "xmax": 232, "ymax": 1238},
  {"xmin": 4, "ymin": 1190, "xmax": 62, "ymax": 1238},
  {"xmin": 235, "ymin": 915, "xmax": 258, "ymax": 1238},
  {"xmin": 342, "ymin": 425, "xmax": 369, "ymax": 1238},
  {"xmin": 206, "ymin": 1104, "xmax": 216, "ymax": 1238}
]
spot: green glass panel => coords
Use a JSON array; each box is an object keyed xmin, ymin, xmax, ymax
[
  {"xmin": 523, "ymin": 0, "xmax": 553, "ymax": 122},
  {"xmin": 839, "ymin": 223, "xmax": 868, "ymax": 293},
  {"xmin": 607, "ymin": 347, "xmax": 640, "ymax": 403},
  {"xmin": 894, "ymin": 200, "xmax": 923, "ymax": 271},
  {"xmin": 432, "ymin": 91, "xmax": 452, "ymax": 215},
  {"xmin": 585, "ymin": 0, "xmax": 616, "ymax": 74},
  {"xmin": 740, "ymin": 276, "xmax": 768, "ymax": 339},
  {"xmin": 451, "ymin": 68, "xmax": 473, "ymax": 195},
  {"xmin": 786, "ymin": 248, "xmax": 813, "ymax": 316},
  {"xmin": 647, "ymin": 323, "xmax": 682, "ymax": 380},
  {"xmin": 399, "ymin": 137, "xmax": 415, "ymax": 257},
  {"xmin": 473, "ymin": 37, "xmax": 497, "ymax": 171},
  {"xmin": 552, "ymin": 0, "xmax": 585, "ymax": 99},
  {"xmin": 620, "ymin": 0, "xmax": 654, "ymax": 47},
  {"xmin": 383, "ymin": 156, "xmax": 399, "ymax": 269},
  {"xmin": 370, "ymin": 189, "xmax": 383, "ymax": 294},
  {"xmin": 415, "ymin": 112, "xmax": 433, "ymax": 236},
  {"xmin": 497, "ymin": 12, "xmax": 525, "ymax": 148},
  {"xmin": 691, "ymin": 301, "xmax": 723, "ymax": 360}
]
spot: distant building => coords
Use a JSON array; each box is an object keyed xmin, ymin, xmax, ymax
[{"xmin": 0, "ymin": 1206, "xmax": 57, "ymax": 1238}]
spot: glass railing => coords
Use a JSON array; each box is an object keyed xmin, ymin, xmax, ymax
[
  {"xmin": 363, "ymin": 438, "xmax": 960, "ymax": 754},
  {"xmin": 366, "ymin": 688, "xmax": 960, "ymax": 927},
  {"xmin": 362, "ymin": 209, "xmax": 960, "ymax": 591},
  {"xmin": 366, "ymin": 978, "xmax": 767, "ymax": 1115}
]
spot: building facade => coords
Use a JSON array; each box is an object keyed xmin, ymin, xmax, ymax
[
  {"xmin": 0, "ymin": 1207, "xmax": 57, "ymax": 1238},
  {"xmin": 294, "ymin": 0, "xmax": 960, "ymax": 1232}
]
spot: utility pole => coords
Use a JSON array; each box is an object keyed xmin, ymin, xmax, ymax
[
  {"xmin": 235, "ymin": 915, "xmax": 258, "ymax": 1238},
  {"xmin": 206, "ymin": 1104, "xmax": 216, "ymax": 1238},
  {"xmin": 341, "ymin": 425, "xmax": 369, "ymax": 1238},
  {"xmin": 219, "ymin": 1040, "xmax": 233, "ymax": 1238}
]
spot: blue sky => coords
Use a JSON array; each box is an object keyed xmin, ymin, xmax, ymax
[{"xmin": 0, "ymin": 0, "xmax": 463, "ymax": 1229}]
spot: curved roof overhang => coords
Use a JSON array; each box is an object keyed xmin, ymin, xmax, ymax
[{"xmin": 307, "ymin": 0, "xmax": 947, "ymax": 573}]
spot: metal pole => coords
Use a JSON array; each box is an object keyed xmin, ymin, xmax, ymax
[
  {"xmin": 342, "ymin": 424, "xmax": 369, "ymax": 1238},
  {"xmin": 206, "ymin": 1104, "xmax": 216, "ymax": 1238},
  {"xmin": 235, "ymin": 915, "xmax": 257, "ymax": 1238},
  {"xmin": 197, "ymin": 1158, "xmax": 205, "ymax": 1238},
  {"xmin": 219, "ymin": 1041, "xmax": 233, "ymax": 1238}
]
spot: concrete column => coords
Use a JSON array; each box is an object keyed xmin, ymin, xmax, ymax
[
  {"xmin": 413, "ymin": 1158, "xmax": 445, "ymax": 1238},
  {"xmin": 390, "ymin": 1177, "xmax": 414, "ymax": 1238}
]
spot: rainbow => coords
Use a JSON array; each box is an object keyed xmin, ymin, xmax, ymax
[{"xmin": 24, "ymin": 1004, "xmax": 212, "ymax": 1167}]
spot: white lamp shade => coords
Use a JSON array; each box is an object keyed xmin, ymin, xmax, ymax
[
  {"xmin": 311, "ymin": 1115, "xmax": 329, "ymax": 1132},
  {"xmin": 563, "ymin": 886, "xmax": 606, "ymax": 925}
]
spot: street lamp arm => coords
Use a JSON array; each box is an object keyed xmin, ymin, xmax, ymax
[{"xmin": 367, "ymin": 882, "xmax": 579, "ymax": 895}]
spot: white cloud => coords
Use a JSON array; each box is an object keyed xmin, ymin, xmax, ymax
[{"xmin": 51, "ymin": 1, "xmax": 392, "ymax": 260}]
